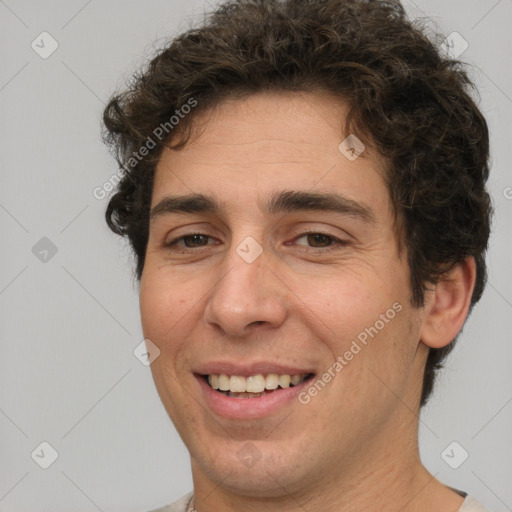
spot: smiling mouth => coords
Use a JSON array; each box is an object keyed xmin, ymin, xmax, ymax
[{"xmin": 201, "ymin": 373, "xmax": 315, "ymax": 398}]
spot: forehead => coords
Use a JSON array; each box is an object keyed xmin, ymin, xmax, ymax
[{"xmin": 152, "ymin": 91, "xmax": 391, "ymax": 220}]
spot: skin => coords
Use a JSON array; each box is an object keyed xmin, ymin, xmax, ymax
[{"xmin": 139, "ymin": 91, "xmax": 476, "ymax": 512}]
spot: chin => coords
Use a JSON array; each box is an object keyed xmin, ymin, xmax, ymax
[{"xmin": 189, "ymin": 433, "xmax": 322, "ymax": 498}]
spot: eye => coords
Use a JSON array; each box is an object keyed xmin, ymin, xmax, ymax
[
  {"xmin": 164, "ymin": 233, "xmax": 216, "ymax": 250},
  {"xmin": 163, "ymin": 230, "xmax": 349, "ymax": 255},
  {"xmin": 291, "ymin": 231, "xmax": 349, "ymax": 252},
  {"xmin": 296, "ymin": 233, "xmax": 335, "ymax": 248}
]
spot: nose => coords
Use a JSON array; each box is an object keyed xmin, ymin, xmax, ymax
[{"xmin": 203, "ymin": 245, "xmax": 288, "ymax": 337}]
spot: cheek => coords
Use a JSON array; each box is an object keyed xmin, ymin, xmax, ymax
[
  {"xmin": 294, "ymin": 274, "xmax": 397, "ymax": 346},
  {"xmin": 139, "ymin": 270, "xmax": 196, "ymax": 339},
  {"xmin": 293, "ymin": 267, "xmax": 416, "ymax": 399},
  {"xmin": 139, "ymin": 277, "xmax": 166, "ymax": 339}
]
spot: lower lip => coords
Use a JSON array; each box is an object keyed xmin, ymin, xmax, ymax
[{"xmin": 195, "ymin": 375, "xmax": 313, "ymax": 420}]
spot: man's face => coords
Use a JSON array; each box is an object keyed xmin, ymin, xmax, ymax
[{"xmin": 140, "ymin": 92, "xmax": 428, "ymax": 496}]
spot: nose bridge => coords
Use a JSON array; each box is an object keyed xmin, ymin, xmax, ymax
[{"xmin": 203, "ymin": 239, "xmax": 287, "ymax": 336}]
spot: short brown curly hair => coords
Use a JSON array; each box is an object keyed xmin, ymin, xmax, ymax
[{"xmin": 102, "ymin": 0, "xmax": 492, "ymax": 406}]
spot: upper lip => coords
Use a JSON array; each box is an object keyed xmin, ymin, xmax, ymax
[{"xmin": 194, "ymin": 361, "xmax": 316, "ymax": 377}]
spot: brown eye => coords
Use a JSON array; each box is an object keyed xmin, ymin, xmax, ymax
[
  {"xmin": 291, "ymin": 231, "xmax": 350, "ymax": 253},
  {"xmin": 305, "ymin": 233, "xmax": 334, "ymax": 247},
  {"xmin": 164, "ymin": 233, "xmax": 216, "ymax": 250}
]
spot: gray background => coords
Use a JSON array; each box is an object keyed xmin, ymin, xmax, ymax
[{"xmin": 0, "ymin": 1, "xmax": 511, "ymax": 511}]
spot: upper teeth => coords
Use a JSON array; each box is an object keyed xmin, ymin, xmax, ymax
[{"xmin": 208, "ymin": 373, "xmax": 308, "ymax": 393}]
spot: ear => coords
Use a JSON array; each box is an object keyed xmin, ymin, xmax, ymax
[{"xmin": 420, "ymin": 257, "xmax": 477, "ymax": 349}]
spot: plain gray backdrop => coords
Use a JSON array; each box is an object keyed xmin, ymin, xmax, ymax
[{"xmin": 1, "ymin": 1, "xmax": 511, "ymax": 511}]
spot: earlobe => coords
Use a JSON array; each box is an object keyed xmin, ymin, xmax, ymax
[{"xmin": 420, "ymin": 257, "xmax": 477, "ymax": 349}]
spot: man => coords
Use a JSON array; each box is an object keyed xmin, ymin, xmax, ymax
[{"xmin": 102, "ymin": 0, "xmax": 492, "ymax": 510}]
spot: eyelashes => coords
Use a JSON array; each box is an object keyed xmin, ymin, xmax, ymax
[
  {"xmin": 165, "ymin": 233, "xmax": 214, "ymax": 250},
  {"xmin": 163, "ymin": 230, "xmax": 350, "ymax": 254},
  {"xmin": 291, "ymin": 231, "xmax": 349, "ymax": 251}
]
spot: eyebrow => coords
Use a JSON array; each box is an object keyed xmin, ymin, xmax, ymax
[{"xmin": 150, "ymin": 190, "xmax": 376, "ymax": 224}]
